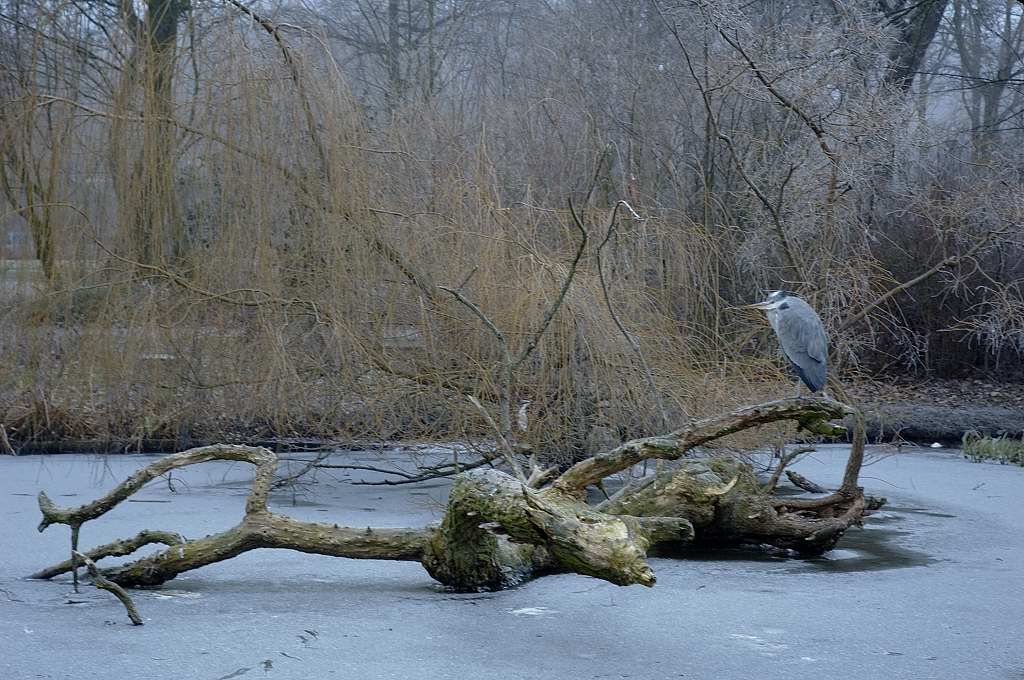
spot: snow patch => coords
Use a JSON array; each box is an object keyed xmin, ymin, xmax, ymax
[
  {"xmin": 148, "ymin": 590, "xmax": 202, "ymax": 600},
  {"xmin": 510, "ymin": 607, "xmax": 557, "ymax": 617},
  {"xmin": 730, "ymin": 633, "xmax": 789, "ymax": 656},
  {"xmin": 826, "ymin": 549, "xmax": 863, "ymax": 560}
]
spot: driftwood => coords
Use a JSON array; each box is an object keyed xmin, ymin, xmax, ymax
[{"xmin": 31, "ymin": 397, "xmax": 869, "ymax": 594}]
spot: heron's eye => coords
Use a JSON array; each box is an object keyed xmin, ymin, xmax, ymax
[{"xmin": 779, "ymin": 303, "xmax": 790, "ymax": 310}]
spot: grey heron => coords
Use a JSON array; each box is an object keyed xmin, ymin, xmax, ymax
[{"xmin": 746, "ymin": 290, "xmax": 827, "ymax": 395}]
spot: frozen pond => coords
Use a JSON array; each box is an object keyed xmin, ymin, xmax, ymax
[{"xmin": 2, "ymin": 445, "xmax": 1023, "ymax": 680}]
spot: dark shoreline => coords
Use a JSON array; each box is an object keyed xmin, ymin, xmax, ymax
[
  {"xmin": 6, "ymin": 403, "xmax": 1021, "ymax": 455},
  {"xmin": 855, "ymin": 403, "xmax": 1024, "ymax": 445},
  {"xmin": 2, "ymin": 437, "xmax": 400, "ymax": 456}
]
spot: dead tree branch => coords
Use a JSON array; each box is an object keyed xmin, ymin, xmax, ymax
[
  {"xmin": 764, "ymin": 446, "xmax": 815, "ymax": 493},
  {"xmin": 553, "ymin": 397, "xmax": 850, "ymax": 495},
  {"xmin": 436, "ymin": 283, "xmax": 523, "ymax": 479},
  {"xmin": 838, "ymin": 227, "xmax": 1010, "ymax": 332},
  {"xmin": 513, "ymin": 199, "xmax": 589, "ymax": 372},
  {"xmin": 36, "ymin": 445, "xmax": 278, "ymax": 531},
  {"xmin": 73, "ymin": 551, "xmax": 143, "ymax": 625},
  {"xmin": 278, "ymin": 444, "xmax": 517, "ymax": 486},
  {"xmin": 31, "ymin": 530, "xmax": 184, "ymax": 580},
  {"xmin": 771, "ymin": 408, "xmax": 866, "ymax": 509},
  {"xmin": 437, "ymin": 206, "xmax": 589, "ymax": 481},
  {"xmin": 466, "ymin": 394, "xmax": 525, "ymax": 481},
  {"xmin": 35, "ymin": 445, "xmax": 428, "ymax": 588},
  {"xmin": 786, "ymin": 470, "xmax": 829, "ymax": 494}
]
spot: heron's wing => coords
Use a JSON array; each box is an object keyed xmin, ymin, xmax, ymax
[{"xmin": 776, "ymin": 301, "xmax": 827, "ymax": 366}]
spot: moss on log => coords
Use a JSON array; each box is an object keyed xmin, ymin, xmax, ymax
[
  {"xmin": 601, "ymin": 458, "xmax": 865, "ymax": 555},
  {"xmin": 422, "ymin": 469, "xmax": 693, "ymax": 591}
]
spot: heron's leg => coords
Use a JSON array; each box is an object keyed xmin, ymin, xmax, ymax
[{"xmin": 788, "ymin": 362, "xmax": 805, "ymax": 399}]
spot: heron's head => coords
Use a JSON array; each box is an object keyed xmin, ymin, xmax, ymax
[{"xmin": 745, "ymin": 289, "xmax": 796, "ymax": 311}]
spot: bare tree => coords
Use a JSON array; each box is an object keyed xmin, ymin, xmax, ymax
[{"xmin": 948, "ymin": 0, "xmax": 1024, "ymax": 154}]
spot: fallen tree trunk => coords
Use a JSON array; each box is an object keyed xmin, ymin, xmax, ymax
[
  {"xmin": 421, "ymin": 468, "xmax": 695, "ymax": 591},
  {"xmin": 32, "ymin": 397, "xmax": 866, "ymax": 594}
]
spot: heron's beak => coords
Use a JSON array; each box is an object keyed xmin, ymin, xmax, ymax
[{"xmin": 742, "ymin": 301, "xmax": 773, "ymax": 310}]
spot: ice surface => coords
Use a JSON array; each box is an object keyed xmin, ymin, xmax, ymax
[{"xmin": 2, "ymin": 446, "xmax": 1022, "ymax": 680}]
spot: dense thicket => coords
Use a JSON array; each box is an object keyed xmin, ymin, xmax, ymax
[{"xmin": 1, "ymin": 0, "xmax": 1021, "ymax": 454}]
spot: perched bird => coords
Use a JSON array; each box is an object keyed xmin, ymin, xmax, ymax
[{"xmin": 746, "ymin": 290, "xmax": 827, "ymax": 395}]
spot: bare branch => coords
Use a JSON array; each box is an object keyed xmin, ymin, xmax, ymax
[
  {"xmin": 838, "ymin": 227, "xmax": 1009, "ymax": 332},
  {"xmin": 72, "ymin": 551, "xmax": 143, "ymax": 625},
  {"xmin": 715, "ymin": 26, "xmax": 838, "ymax": 164},
  {"xmin": 37, "ymin": 445, "xmax": 277, "ymax": 532},
  {"xmin": 438, "ymin": 286, "xmax": 510, "ymax": 358},
  {"xmin": 786, "ymin": 470, "xmax": 829, "ymax": 494},
  {"xmin": 512, "ymin": 199, "xmax": 589, "ymax": 371},
  {"xmin": 467, "ymin": 395, "xmax": 526, "ymax": 482},
  {"xmin": 594, "ymin": 201, "xmax": 673, "ymax": 431},
  {"xmin": 554, "ymin": 397, "xmax": 851, "ymax": 494},
  {"xmin": 763, "ymin": 446, "xmax": 815, "ymax": 493},
  {"xmin": 32, "ymin": 530, "xmax": 185, "ymax": 580}
]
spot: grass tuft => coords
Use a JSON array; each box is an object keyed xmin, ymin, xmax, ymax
[{"xmin": 962, "ymin": 430, "xmax": 1024, "ymax": 466}]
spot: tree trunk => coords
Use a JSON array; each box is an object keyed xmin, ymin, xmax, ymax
[
  {"xmin": 599, "ymin": 458, "xmax": 866, "ymax": 555},
  {"xmin": 0, "ymin": 98, "xmax": 59, "ymax": 283},
  {"xmin": 386, "ymin": 0, "xmax": 402, "ymax": 112},
  {"xmin": 112, "ymin": 0, "xmax": 186, "ymax": 266},
  {"xmin": 882, "ymin": 0, "xmax": 950, "ymax": 93},
  {"xmin": 138, "ymin": 0, "xmax": 185, "ymax": 264},
  {"xmin": 421, "ymin": 468, "xmax": 694, "ymax": 590}
]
